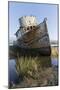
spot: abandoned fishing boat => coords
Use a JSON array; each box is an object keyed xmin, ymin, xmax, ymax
[{"xmin": 15, "ymin": 16, "xmax": 51, "ymax": 56}]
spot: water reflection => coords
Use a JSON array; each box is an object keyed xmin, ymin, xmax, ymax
[
  {"xmin": 8, "ymin": 60, "xmax": 19, "ymax": 87},
  {"xmin": 8, "ymin": 56, "xmax": 58, "ymax": 88},
  {"xmin": 51, "ymin": 57, "xmax": 58, "ymax": 66}
]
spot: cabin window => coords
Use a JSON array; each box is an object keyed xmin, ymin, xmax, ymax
[
  {"xmin": 30, "ymin": 26, "xmax": 32, "ymax": 30},
  {"xmin": 33, "ymin": 26, "xmax": 35, "ymax": 30},
  {"xmin": 27, "ymin": 27, "xmax": 29, "ymax": 30}
]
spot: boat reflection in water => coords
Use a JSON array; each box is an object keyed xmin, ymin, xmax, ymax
[{"xmin": 9, "ymin": 56, "xmax": 58, "ymax": 88}]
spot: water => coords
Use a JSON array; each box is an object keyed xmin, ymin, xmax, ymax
[
  {"xmin": 8, "ymin": 60, "xmax": 19, "ymax": 85},
  {"xmin": 51, "ymin": 57, "xmax": 58, "ymax": 66},
  {"xmin": 8, "ymin": 56, "xmax": 58, "ymax": 88}
]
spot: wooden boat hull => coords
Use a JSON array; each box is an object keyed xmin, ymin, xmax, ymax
[{"xmin": 15, "ymin": 20, "xmax": 51, "ymax": 56}]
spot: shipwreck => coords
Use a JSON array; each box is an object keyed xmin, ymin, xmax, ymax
[{"xmin": 14, "ymin": 16, "xmax": 51, "ymax": 56}]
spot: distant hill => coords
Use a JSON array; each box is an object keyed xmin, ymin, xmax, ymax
[
  {"xmin": 50, "ymin": 40, "xmax": 58, "ymax": 44},
  {"xmin": 50, "ymin": 40, "xmax": 58, "ymax": 46}
]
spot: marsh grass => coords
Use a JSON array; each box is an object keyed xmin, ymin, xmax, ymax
[
  {"xmin": 15, "ymin": 56, "xmax": 58, "ymax": 88},
  {"xmin": 16, "ymin": 56, "xmax": 39, "ymax": 78},
  {"xmin": 15, "ymin": 56, "xmax": 51, "ymax": 80},
  {"xmin": 51, "ymin": 46, "xmax": 58, "ymax": 57}
]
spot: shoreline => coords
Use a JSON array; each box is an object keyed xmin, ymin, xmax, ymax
[{"xmin": 51, "ymin": 46, "xmax": 58, "ymax": 58}]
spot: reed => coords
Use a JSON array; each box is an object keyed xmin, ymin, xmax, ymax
[{"xmin": 14, "ymin": 56, "xmax": 58, "ymax": 87}]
